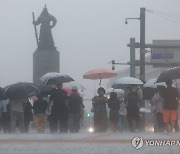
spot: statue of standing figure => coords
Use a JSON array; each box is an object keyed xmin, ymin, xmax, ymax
[{"xmin": 33, "ymin": 6, "xmax": 57, "ymax": 50}]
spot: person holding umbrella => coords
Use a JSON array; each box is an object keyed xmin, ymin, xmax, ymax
[
  {"xmin": 9, "ymin": 98, "xmax": 26, "ymax": 133},
  {"xmin": 123, "ymin": 84, "xmax": 143, "ymax": 132},
  {"xmin": 92, "ymin": 87, "xmax": 108, "ymax": 133},
  {"xmin": 150, "ymin": 86, "xmax": 165, "ymax": 132},
  {"xmin": 161, "ymin": 79, "xmax": 179, "ymax": 133},
  {"xmin": 48, "ymin": 83, "xmax": 69, "ymax": 133}
]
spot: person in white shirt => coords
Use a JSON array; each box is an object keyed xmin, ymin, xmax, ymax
[{"xmin": 150, "ymin": 86, "xmax": 165, "ymax": 132}]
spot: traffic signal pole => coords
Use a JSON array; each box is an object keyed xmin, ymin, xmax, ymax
[{"xmin": 130, "ymin": 38, "xmax": 136, "ymax": 77}]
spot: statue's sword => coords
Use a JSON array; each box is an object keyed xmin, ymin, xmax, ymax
[{"xmin": 32, "ymin": 12, "xmax": 39, "ymax": 46}]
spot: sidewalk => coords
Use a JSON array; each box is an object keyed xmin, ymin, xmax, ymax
[{"xmin": 0, "ymin": 131, "xmax": 179, "ymax": 154}]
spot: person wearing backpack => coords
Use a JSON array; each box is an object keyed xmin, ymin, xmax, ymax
[{"xmin": 124, "ymin": 84, "xmax": 143, "ymax": 132}]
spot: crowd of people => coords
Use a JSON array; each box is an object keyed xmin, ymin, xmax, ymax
[
  {"xmin": 91, "ymin": 85, "xmax": 142, "ymax": 133},
  {"xmin": 0, "ymin": 83, "xmax": 84, "ymax": 133},
  {"xmin": 91, "ymin": 79, "xmax": 179, "ymax": 133},
  {"xmin": 150, "ymin": 79, "xmax": 179, "ymax": 133},
  {"xmin": 0, "ymin": 78, "xmax": 179, "ymax": 134}
]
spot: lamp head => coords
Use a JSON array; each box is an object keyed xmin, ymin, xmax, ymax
[{"xmin": 125, "ymin": 19, "xmax": 128, "ymax": 24}]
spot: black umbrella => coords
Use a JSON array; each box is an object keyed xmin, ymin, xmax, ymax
[
  {"xmin": 2, "ymin": 82, "xmax": 40, "ymax": 99},
  {"xmin": 38, "ymin": 85, "xmax": 54, "ymax": 97},
  {"xmin": 157, "ymin": 67, "xmax": 180, "ymax": 82},
  {"xmin": 141, "ymin": 87, "xmax": 155, "ymax": 100},
  {"xmin": 42, "ymin": 75, "xmax": 74, "ymax": 86}
]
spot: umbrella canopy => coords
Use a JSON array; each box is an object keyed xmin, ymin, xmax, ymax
[
  {"xmin": 112, "ymin": 84, "xmax": 129, "ymax": 90},
  {"xmin": 143, "ymin": 79, "xmax": 166, "ymax": 88},
  {"xmin": 106, "ymin": 88, "xmax": 124, "ymax": 98},
  {"xmin": 2, "ymin": 82, "xmax": 40, "ymax": 99},
  {"xmin": 63, "ymin": 81, "xmax": 85, "ymax": 91},
  {"xmin": 39, "ymin": 72, "xmax": 61, "ymax": 82},
  {"xmin": 83, "ymin": 68, "xmax": 117, "ymax": 79},
  {"xmin": 157, "ymin": 67, "xmax": 180, "ymax": 82},
  {"xmin": 62, "ymin": 87, "xmax": 81, "ymax": 96},
  {"xmin": 113, "ymin": 77, "xmax": 143, "ymax": 85},
  {"xmin": 142, "ymin": 87, "xmax": 155, "ymax": 100},
  {"xmin": 83, "ymin": 68, "xmax": 117, "ymax": 86},
  {"xmin": 38, "ymin": 85, "xmax": 54, "ymax": 97},
  {"xmin": 42, "ymin": 75, "xmax": 74, "ymax": 86}
]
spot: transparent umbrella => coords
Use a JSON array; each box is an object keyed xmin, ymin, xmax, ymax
[{"xmin": 113, "ymin": 77, "xmax": 143, "ymax": 86}]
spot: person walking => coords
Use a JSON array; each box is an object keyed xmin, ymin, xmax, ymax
[
  {"xmin": 108, "ymin": 92, "xmax": 120, "ymax": 132},
  {"xmin": 162, "ymin": 79, "xmax": 179, "ymax": 133},
  {"xmin": 92, "ymin": 87, "xmax": 108, "ymax": 133}
]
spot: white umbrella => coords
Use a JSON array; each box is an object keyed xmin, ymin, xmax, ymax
[
  {"xmin": 143, "ymin": 79, "xmax": 166, "ymax": 88},
  {"xmin": 39, "ymin": 72, "xmax": 61, "ymax": 82},
  {"xmin": 106, "ymin": 88, "xmax": 124, "ymax": 98},
  {"xmin": 113, "ymin": 77, "xmax": 143, "ymax": 85}
]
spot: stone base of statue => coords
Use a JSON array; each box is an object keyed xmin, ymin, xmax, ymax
[{"xmin": 33, "ymin": 49, "xmax": 60, "ymax": 85}]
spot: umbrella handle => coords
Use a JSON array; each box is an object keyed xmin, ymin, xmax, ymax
[
  {"xmin": 175, "ymin": 79, "xmax": 178, "ymax": 89},
  {"xmin": 99, "ymin": 79, "xmax": 102, "ymax": 87}
]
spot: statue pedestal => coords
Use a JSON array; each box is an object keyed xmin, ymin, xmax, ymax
[{"xmin": 33, "ymin": 49, "xmax": 60, "ymax": 85}]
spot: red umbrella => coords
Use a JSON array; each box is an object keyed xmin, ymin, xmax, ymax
[{"xmin": 83, "ymin": 68, "xmax": 117, "ymax": 86}]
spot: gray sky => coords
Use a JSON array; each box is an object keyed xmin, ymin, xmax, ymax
[{"xmin": 0, "ymin": 0, "xmax": 180, "ymax": 98}]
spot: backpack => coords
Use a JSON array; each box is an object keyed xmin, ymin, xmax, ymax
[{"xmin": 127, "ymin": 88, "xmax": 139, "ymax": 107}]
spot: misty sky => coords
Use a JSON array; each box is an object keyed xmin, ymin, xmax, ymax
[{"xmin": 0, "ymin": 0, "xmax": 180, "ymax": 98}]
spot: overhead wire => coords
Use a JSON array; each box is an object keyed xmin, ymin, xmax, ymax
[{"xmin": 146, "ymin": 9, "xmax": 180, "ymax": 25}]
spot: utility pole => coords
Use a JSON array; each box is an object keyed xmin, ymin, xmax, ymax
[
  {"xmin": 125, "ymin": 7, "xmax": 146, "ymax": 82},
  {"xmin": 140, "ymin": 7, "xmax": 146, "ymax": 82}
]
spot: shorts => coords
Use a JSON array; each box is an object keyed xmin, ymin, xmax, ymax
[{"xmin": 163, "ymin": 109, "xmax": 177, "ymax": 123}]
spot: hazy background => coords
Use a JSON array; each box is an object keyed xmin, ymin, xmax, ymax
[{"xmin": 0, "ymin": 0, "xmax": 180, "ymax": 99}]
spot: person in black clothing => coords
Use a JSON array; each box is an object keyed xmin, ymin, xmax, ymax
[
  {"xmin": 162, "ymin": 79, "xmax": 179, "ymax": 132},
  {"xmin": 33, "ymin": 95, "xmax": 48, "ymax": 133},
  {"xmin": 108, "ymin": 92, "xmax": 120, "ymax": 132},
  {"xmin": 49, "ymin": 83, "xmax": 68, "ymax": 133},
  {"xmin": 68, "ymin": 86, "xmax": 83, "ymax": 133},
  {"xmin": 24, "ymin": 100, "xmax": 33, "ymax": 133},
  {"xmin": 124, "ymin": 85, "xmax": 143, "ymax": 132}
]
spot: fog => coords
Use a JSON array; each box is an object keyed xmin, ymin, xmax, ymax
[{"xmin": 0, "ymin": 0, "xmax": 180, "ymax": 99}]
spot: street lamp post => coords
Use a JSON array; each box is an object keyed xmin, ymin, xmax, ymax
[{"xmin": 125, "ymin": 7, "xmax": 146, "ymax": 82}]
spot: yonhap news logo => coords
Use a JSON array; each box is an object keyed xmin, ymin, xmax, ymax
[
  {"xmin": 131, "ymin": 137, "xmax": 180, "ymax": 149},
  {"xmin": 131, "ymin": 137, "xmax": 143, "ymax": 149}
]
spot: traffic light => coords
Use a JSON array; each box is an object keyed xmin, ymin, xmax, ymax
[{"xmin": 112, "ymin": 60, "xmax": 115, "ymax": 70}]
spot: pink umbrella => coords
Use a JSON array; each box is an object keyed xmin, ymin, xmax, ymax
[
  {"xmin": 63, "ymin": 88, "xmax": 80, "ymax": 96},
  {"xmin": 83, "ymin": 68, "xmax": 117, "ymax": 86}
]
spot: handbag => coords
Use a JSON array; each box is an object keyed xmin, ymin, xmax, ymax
[{"xmin": 46, "ymin": 101, "xmax": 53, "ymax": 116}]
